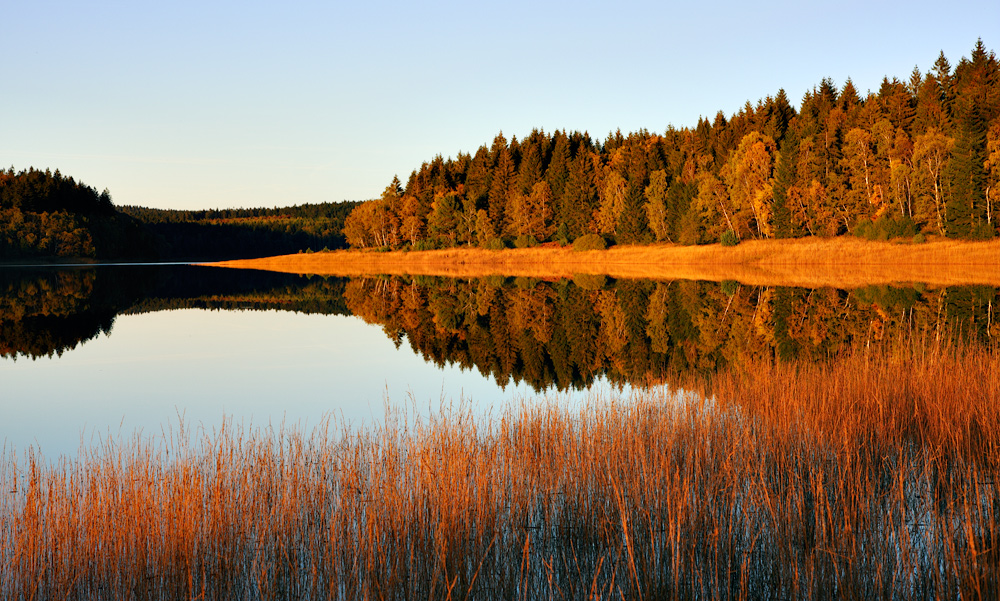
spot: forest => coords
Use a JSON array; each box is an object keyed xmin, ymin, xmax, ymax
[
  {"xmin": 0, "ymin": 167, "xmax": 359, "ymax": 261},
  {"xmin": 0, "ymin": 167, "xmax": 154, "ymax": 259},
  {"xmin": 343, "ymin": 41, "xmax": 1000, "ymax": 250},
  {"xmin": 119, "ymin": 202, "xmax": 360, "ymax": 260}
]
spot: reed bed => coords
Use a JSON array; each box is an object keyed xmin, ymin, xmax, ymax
[
  {"xmin": 3, "ymin": 337, "xmax": 1000, "ymax": 600},
  {"xmin": 206, "ymin": 237, "xmax": 1000, "ymax": 288}
]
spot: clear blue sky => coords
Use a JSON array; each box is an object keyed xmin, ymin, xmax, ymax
[{"xmin": 2, "ymin": 0, "xmax": 996, "ymax": 210}]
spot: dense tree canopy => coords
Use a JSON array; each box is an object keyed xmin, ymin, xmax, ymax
[
  {"xmin": 0, "ymin": 166, "xmax": 360, "ymax": 260},
  {"xmin": 0, "ymin": 168, "xmax": 150, "ymax": 259},
  {"xmin": 345, "ymin": 41, "xmax": 1000, "ymax": 249},
  {"xmin": 120, "ymin": 201, "xmax": 360, "ymax": 260}
]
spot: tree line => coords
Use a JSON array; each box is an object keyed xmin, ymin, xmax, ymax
[
  {"xmin": 0, "ymin": 166, "xmax": 361, "ymax": 260},
  {"xmin": 119, "ymin": 202, "xmax": 360, "ymax": 260},
  {"xmin": 343, "ymin": 41, "xmax": 1000, "ymax": 250},
  {"xmin": 0, "ymin": 167, "xmax": 156, "ymax": 260}
]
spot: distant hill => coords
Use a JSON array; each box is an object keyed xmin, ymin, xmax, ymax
[
  {"xmin": 0, "ymin": 167, "xmax": 153, "ymax": 260},
  {"xmin": 119, "ymin": 202, "xmax": 361, "ymax": 261},
  {"xmin": 0, "ymin": 166, "xmax": 361, "ymax": 261}
]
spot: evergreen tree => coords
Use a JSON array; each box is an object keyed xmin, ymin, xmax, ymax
[
  {"xmin": 560, "ymin": 150, "xmax": 599, "ymax": 239},
  {"xmin": 545, "ymin": 131, "xmax": 571, "ymax": 200},
  {"xmin": 771, "ymin": 132, "xmax": 799, "ymax": 237},
  {"xmin": 644, "ymin": 170, "xmax": 671, "ymax": 241},
  {"xmin": 488, "ymin": 146, "xmax": 517, "ymax": 233}
]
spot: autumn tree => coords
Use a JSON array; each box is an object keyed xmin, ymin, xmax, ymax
[
  {"xmin": 723, "ymin": 131, "xmax": 779, "ymax": 238},
  {"xmin": 644, "ymin": 169, "xmax": 671, "ymax": 241},
  {"xmin": 912, "ymin": 128, "xmax": 955, "ymax": 235}
]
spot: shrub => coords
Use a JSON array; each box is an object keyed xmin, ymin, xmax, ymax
[
  {"xmin": 966, "ymin": 222, "xmax": 996, "ymax": 240},
  {"xmin": 514, "ymin": 235, "xmax": 539, "ymax": 248},
  {"xmin": 572, "ymin": 234, "xmax": 607, "ymax": 251},
  {"xmin": 913, "ymin": 232, "xmax": 926, "ymax": 244},
  {"xmin": 720, "ymin": 230, "xmax": 739, "ymax": 247},
  {"xmin": 412, "ymin": 240, "xmax": 437, "ymax": 251},
  {"xmin": 483, "ymin": 237, "xmax": 507, "ymax": 251},
  {"xmin": 855, "ymin": 215, "xmax": 917, "ymax": 241}
]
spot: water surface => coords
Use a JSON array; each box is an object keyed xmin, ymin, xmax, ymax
[{"xmin": 2, "ymin": 265, "xmax": 996, "ymax": 457}]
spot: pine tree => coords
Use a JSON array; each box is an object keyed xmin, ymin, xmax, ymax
[
  {"xmin": 545, "ymin": 131, "xmax": 571, "ymax": 200},
  {"xmin": 560, "ymin": 150, "xmax": 599, "ymax": 239},
  {"xmin": 488, "ymin": 146, "xmax": 516, "ymax": 233},
  {"xmin": 945, "ymin": 40, "xmax": 999, "ymax": 237},
  {"xmin": 644, "ymin": 170, "xmax": 671, "ymax": 241},
  {"xmin": 771, "ymin": 133, "xmax": 799, "ymax": 237}
]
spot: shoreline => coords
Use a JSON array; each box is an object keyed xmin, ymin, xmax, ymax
[{"xmin": 203, "ymin": 237, "xmax": 1000, "ymax": 288}]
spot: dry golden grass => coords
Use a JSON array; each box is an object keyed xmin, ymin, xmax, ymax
[
  {"xmin": 205, "ymin": 237, "xmax": 1000, "ymax": 288},
  {"xmin": 2, "ymin": 335, "xmax": 999, "ymax": 599}
]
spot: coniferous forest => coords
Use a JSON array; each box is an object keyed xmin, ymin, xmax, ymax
[
  {"xmin": 0, "ymin": 167, "xmax": 359, "ymax": 261},
  {"xmin": 344, "ymin": 42, "xmax": 1000, "ymax": 250}
]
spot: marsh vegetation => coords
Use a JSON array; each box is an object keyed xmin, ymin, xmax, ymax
[{"xmin": 2, "ymin": 332, "xmax": 999, "ymax": 600}]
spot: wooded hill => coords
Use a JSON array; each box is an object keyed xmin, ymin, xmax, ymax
[
  {"xmin": 0, "ymin": 167, "xmax": 359, "ymax": 261},
  {"xmin": 118, "ymin": 202, "xmax": 360, "ymax": 260},
  {"xmin": 0, "ymin": 167, "xmax": 153, "ymax": 260},
  {"xmin": 343, "ymin": 41, "xmax": 1000, "ymax": 250}
]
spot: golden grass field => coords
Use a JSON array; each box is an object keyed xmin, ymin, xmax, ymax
[
  {"xmin": 206, "ymin": 237, "xmax": 1000, "ymax": 288},
  {"xmin": 3, "ymin": 333, "xmax": 999, "ymax": 599}
]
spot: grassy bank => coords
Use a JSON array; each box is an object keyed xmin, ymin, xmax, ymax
[
  {"xmin": 206, "ymin": 237, "xmax": 1000, "ymax": 288},
  {"xmin": 3, "ymin": 335, "xmax": 999, "ymax": 599}
]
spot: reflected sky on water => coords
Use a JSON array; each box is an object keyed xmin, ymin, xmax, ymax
[
  {"xmin": 1, "ymin": 306, "xmax": 611, "ymax": 459},
  {"xmin": 3, "ymin": 264, "xmax": 996, "ymax": 459}
]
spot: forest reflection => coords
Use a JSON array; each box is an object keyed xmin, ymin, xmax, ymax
[
  {"xmin": 0, "ymin": 266, "xmax": 349, "ymax": 360},
  {"xmin": 344, "ymin": 275, "xmax": 998, "ymax": 390},
  {"xmin": 2, "ymin": 266, "xmax": 997, "ymax": 392}
]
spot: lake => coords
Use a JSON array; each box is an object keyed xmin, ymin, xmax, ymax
[
  {"xmin": 3, "ymin": 264, "xmax": 996, "ymax": 458},
  {"xmin": 3, "ymin": 264, "xmax": 999, "ymax": 599},
  {"xmin": 1, "ymin": 265, "xmax": 626, "ymax": 458}
]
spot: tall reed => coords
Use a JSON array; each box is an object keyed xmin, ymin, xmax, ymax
[{"xmin": 2, "ymin": 335, "xmax": 998, "ymax": 599}]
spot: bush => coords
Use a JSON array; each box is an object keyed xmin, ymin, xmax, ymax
[
  {"xmin": 514, "ymin": 235, "xmax": 539, "ymax": 248},
  {"xmin": 913, "ymin": 232, "xmax": 926, "ymax": 244},
  {"xmin": 572, "ymin": 234, "xmax": 607, "ymax": 251},
  {"xmin": 482, "ymin": 237, "xmax": 506, "ymax": 251},
  {"xmin": 412, "ymin": 240, "xmax": 437, "ymax": 251},
  {"xmin": 855, "ymin": 215, "xmax": 917, "ymax": 241},
  {"xmin": 720, "ymin": 230, "xmax": 739, "ymax": 247},
  {"xmin": 966, "ymin": 222, "xmax": 996, "ymax": 240}
]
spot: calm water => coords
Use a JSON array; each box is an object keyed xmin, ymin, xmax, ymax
[
  {"xmin": 2, "ymin": 265, "xmax": 997, "ymax": 458},
  {"xmin": 0, "ymin": 266, "xmax": 611, "ymax": 458}
]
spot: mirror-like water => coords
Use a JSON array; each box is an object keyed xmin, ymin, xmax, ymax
[
  {"xmin": 2, "ymin": 264, "xmax": 998, "ymax": 458},
  {"xmin": 3, "ymin": 264, "xmax": 1000, "ymax": 599}
]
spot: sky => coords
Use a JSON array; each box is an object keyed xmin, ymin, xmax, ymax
[{"xmin": 2, "ymin": 0, "xmax": 996, "ymax": 211}]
